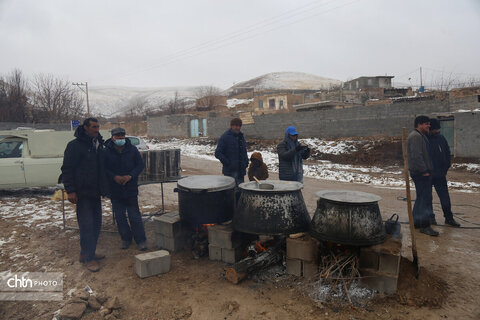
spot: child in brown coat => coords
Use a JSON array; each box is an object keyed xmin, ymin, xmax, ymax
[{"xmin": 247, "ymin": 152, "xmax": 269, "ymax": 181}]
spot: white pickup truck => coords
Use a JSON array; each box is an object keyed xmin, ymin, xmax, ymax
[{"xmin": 0, "ymin": 129, "xmax": 109, "ymax": 189}]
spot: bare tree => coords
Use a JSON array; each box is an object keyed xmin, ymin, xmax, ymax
[
  {"xmin": 31, "ymin": 74, "xmax": 84, "ymax": 123},
  {"xmin": 194, "ymin": 85, "xmax": 223, "ymax": 110},
  {"xmin": 167, "ymin": 91, "xmax": 186, "ymax": 114},
  {"xmin": 0, "ymin": 69, "xmax": 29, "ymax": 122}
]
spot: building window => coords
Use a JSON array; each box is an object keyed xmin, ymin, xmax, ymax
[
  {"xmin": 258, "ymin": 100, "xmax": 263, "ymax": 108},
  {"xmin": 367, "ymin": 79, "xmax": 373, "ymax": 86},
  {"xmin": 279, "ymin": 100, "xmax": 284, "ymax": 109},
  {"xmin": 478, "ymin": 95, "xmax": 480, "ymax": 103},
  {"xmin": 269, "ymin": 99, "xmax": 275, "ymax": 109},
  {"xmin": 356, "ymin": 81, "xmax": 359, "ymax": 89}
]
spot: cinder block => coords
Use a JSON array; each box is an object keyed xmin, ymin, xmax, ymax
[
  {"xmin": 221, "ymin": 247, "xmax": 243, "ymax": 264},
  {"xmin": 208, "ymin": 244, "xmax": 222, "ymax": 261},
  {"xmin": 154, "ymin": 233, "xmax": 187, "ymax": 252},
  {"xmin": 302, "ymin": 261, "xmax": 318, "ymax": 278},
  {"xmin": 379, "ymin": 253, "xmax": 401, "ymax": 275},
  {"xmin": 286, "ymin": 236, "xmax": 318, "ymax": 262},
  {"xmin": 359, "ymin": 268, "xmax": 398, "ymax": 294},
  {"xmin": 363, "ymin": 235, "xmax": 402, "ymax": 256},
  {"xmin": 152, "ymin": 211, "xmax": 188, "ymax": 237},
  {"xmin": 286, "ymin": 258, "xmax": 302, "ymax": 276},
  {"xmin": 135, "ymin": 250, "xmax": 171, "ymax": 278},
  {"xmin": 208, "ymin": 224, "xmax": 241, "ymax": 249},
  {"xmin": 359, "ymin": 250, "xmax": 379, "ymax": 270}
]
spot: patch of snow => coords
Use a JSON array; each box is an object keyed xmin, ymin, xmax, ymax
[{"xmin": 227, "ymin": 98, "xmax": 253, "ymax": 109}]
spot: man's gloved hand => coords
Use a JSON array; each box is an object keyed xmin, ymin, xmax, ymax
[{"xmin": 295, "ymin": 144, "xmax": 304, "ymax": 151}]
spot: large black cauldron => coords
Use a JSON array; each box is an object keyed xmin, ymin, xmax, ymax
[
  {"xmin": 233, "ymin": 180, "xmax": 310, "ymax": 235},
  {"xmin": 174, "ymin": 175, "xmax": 235, "ymax": 227},
  {"xmin": 310, "ymin": 190, "xmax": 386, "ymax": 246}
]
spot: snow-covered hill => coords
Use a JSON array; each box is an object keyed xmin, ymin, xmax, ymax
[
  {"xmin": 89, "ymin": 72, "xmax": 342, "ymax": 117},
  {"xmin": 88, "ymin": 86, "xmax": 198, "ymax": 117},
  {"xmin": 227, "ymin": 72, "xmax": 341, "ymax": 93}
]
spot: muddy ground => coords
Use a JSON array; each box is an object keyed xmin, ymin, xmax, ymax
[{"xmin": 1, "ymin": 156, "xmax": 480, "ymax": 320}]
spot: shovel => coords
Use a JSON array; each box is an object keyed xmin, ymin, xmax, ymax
[
  {"xmin": 253, "ymin": 176, "xmax": 274, "ymax": 190},
  {"xmin": 402, "ymin": 127, "xmax": 420, "ymax": 278}
]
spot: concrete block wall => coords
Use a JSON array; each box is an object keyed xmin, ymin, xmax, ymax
[
  {"xmin": 454, "ymin": 111, "xmax": 480, "ymax": 158},
  {"xmin": 207, "ymin": 100, "xmax": 450, "ymax": 140},
  {"xmin": 147, "ymin": 114, "xmax": 195, "ymax": 138}
]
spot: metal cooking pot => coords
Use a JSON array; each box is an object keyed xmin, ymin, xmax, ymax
[
  {"xmin": 174, "ymin": 175, "xmax": 235, "ymax": 227},
  {"xmin": 233, "ymin": 180, "xmax": 311, "ymax": 235},
  {"xmin": 310, "ymin": 190, "xmax": 386, "ymax": 246}
]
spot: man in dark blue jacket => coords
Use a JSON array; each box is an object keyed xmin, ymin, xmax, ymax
[
  {"xmin": 215, "ymin": 118, "xmax": 249, "ymax": 185},
  {"xmin": 104, "ymin": 127, "xmax": 147, "ymax": 250},
  {"xmin": 277, "ymin": 126, "xmax": 310, "ymax": 182},
  {"xmin": 428, "ymin": 119, "xmax": 460, "ymax": 227},
  {"xmin": 61, "ymin": 118, "xmax": 108, "ymax": 272}
]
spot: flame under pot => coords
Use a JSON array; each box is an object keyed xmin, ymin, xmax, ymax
[
  {"xmin": 310, "ymin": 190, "xmax": 386, "ymax": 246},
  {"xmin": 233, "ymin": 180, "xmax": 311, "ymax": 235}
]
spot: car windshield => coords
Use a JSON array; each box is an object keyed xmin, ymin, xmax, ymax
[{"xmin": 128, "ymin": 137, "xmax": 140, "ymax": 145}]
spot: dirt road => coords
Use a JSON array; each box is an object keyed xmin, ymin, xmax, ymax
[{"xmin": 1, "ymin": 156, "xmax": 479, "ymax": 319}]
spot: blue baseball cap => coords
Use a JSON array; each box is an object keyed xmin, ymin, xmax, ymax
[{"xmin": 286, "ymin": 126, "xmax": 298, "ymax": 135}]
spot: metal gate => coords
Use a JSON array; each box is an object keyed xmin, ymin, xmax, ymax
[
  {"xmin": 439, "ymin": 119, "xmax": 454, "ymax": 154},
  {"xmin": 190, "ymin": 119, "xmax": 199, "ymax": 137}
]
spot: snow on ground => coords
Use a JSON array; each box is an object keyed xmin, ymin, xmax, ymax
[
  {"xmin": 146, "ymin": 138, "xmax": 479, "ymax": 192},
  {"xmin": 226, "ymin": 98, "xmax": 253, "ymax": 109},
  {"xmin": 451, "ymin": 163, "xmax": 480, "ymax": 174}
]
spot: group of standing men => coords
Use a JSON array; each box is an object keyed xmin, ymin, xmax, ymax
[
  {"xmin": 61, "ymin": 118, "xmax": 147, "ymax": 272},
  {"xmin": 215, "ymin": 117, "xmax": 310, "ymax": 185},
  {"xmin": 407, "ymin": 115, "xmax": 460, "ymax": 237}
]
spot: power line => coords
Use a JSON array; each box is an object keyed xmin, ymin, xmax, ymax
[{"xmin": 100, "ymin": 0, "xmax": 362, "ymax": 83}]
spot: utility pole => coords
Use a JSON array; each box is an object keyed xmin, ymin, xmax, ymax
[
  {"xmin": 72, "ymin": 82, "xmax": 90, "ymax": 116},
  {"xmin": 419, "ymin": 67, "xmax": 423, "ymax": 88}
]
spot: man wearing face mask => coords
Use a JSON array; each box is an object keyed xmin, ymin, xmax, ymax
[{"xmin": 104, "ymin": 127, "xmax": 147, "ymax": 250}]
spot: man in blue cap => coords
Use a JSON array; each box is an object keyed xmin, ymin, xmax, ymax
[{"xmin": 277, "ymin": 126, "xmax": 310, "ymax": 182}]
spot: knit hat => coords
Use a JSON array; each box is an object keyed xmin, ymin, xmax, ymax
[{"xmin": 429, "ymin": 118, "xmax": 441, "ymax": 130}]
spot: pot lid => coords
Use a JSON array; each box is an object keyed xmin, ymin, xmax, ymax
[
  {"xmin": 177, "ymin": 175, "xmax": 235, "ymax": 192},
  {"xmin": 316, "ymin": 190, "xmax": 381, "ymax": 204},
  {"xmin": 239, "ymin": 180, "xmax": 303, "ymax": 192}
]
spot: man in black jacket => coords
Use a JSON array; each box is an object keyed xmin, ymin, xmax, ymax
[
  {"xmin": 277, "ymin": 126, "xmax": 310, "ymax": 182},
  {"xmin": 214, "ymin": 118, "xmax": 249, "ymax": 185},
  {"xmin": 61, "ymin": 118, "xmax": 108, "ymax": 272},
  {"xmin": 104, "ymin": 127, "xmax": 147, "ymax": 250},
  {"xmin": 428, "ymin": 119, "xmax": 460, "ymax": 227}
]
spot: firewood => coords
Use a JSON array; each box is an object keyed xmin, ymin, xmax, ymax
[{"xmin": 225, "ymin": 246, "xmax": 283, "ymax": 284}]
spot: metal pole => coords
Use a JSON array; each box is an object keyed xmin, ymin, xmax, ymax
[{"xmin": 85, "ymin": 82, "xmax": 90, "ymax": 116}]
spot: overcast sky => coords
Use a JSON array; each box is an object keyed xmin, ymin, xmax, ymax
[{"xmin": 1, "ymin": 0, "xmax": 479, "ymax": 89}]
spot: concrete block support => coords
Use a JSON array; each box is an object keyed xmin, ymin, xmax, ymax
[
  {"xmin": 286, "ymin": 236, "xmax": 318, "ymax": 262},
  {"xmin": 152, "ymin": 211, "xmax": 187, "ymax": 238},
  {"xmin": 208, "ymin": 224, "xmax": 241, "ymax": 249},
  {"xmin": 135, "ymin": 250, "xmax": 171, "ymax": 278},
  {"xmin": 154, "ymin": 233, "xmax": 187, "ymax": 252},
  {"xmin": 221, "ymin": 247, "xmax": 243, "ymax": 264},
  {"xmin": 208, "ymin": 244, "xmax": 222, "ymax": 261},
  {"xmin": 286, "ymin": 258, "xmax": 302, "ymax": 276},
  {"xmin": 359, "ymin": 235, "xmax": 402, "ymax": 294}
]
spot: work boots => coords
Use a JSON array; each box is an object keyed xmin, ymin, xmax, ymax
[{"xmin": 420, "ymin": 226, "xmax": 439, "ymax": 236}]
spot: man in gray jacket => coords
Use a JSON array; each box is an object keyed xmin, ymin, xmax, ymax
[{"xmin": 406, "ymin": 115, "xmax": 438, "ymax": 236}]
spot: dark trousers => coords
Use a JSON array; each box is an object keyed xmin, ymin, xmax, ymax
[
  {"xmin": 411, "ymin": 174, "xmax": 433, "ymax": 228},
  {"xmin": 225, "ymin": 171, "xmax": 244, "ymax": 204},
  {"xmin": 431, "ymin": 175, "xmax": 453, "ymax": 220},
  {"xmin": 111, "ymin": 197, "xmax": 146, "ymax": 244},
  {"xmin": 76, "ymin": 197, "xmax": 102, "ymax": 262}
]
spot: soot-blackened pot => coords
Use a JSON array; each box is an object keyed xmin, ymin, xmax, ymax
[
  {"xmin": 233, "ymin": 180, "xmax": 310, "ymax": 235},
  {"xmin": 310, "ymin": 190, "xmax": 386, "ymax": 246}
]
